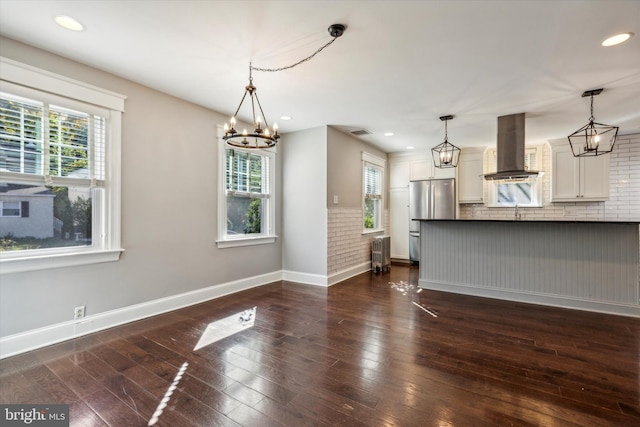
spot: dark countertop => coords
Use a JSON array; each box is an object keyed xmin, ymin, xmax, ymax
[{"xmin": 417, "ymin": 219, "xmax": 640, "ymax": 225}]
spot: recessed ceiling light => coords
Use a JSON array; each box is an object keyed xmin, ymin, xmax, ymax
[
  {"xmin": 601, "ymin": 32, "xmax": 633, "ymax": 47},
  {"xmin": 384, "ymin": 132, "xmax": 394, "ymax": 137},
  {"xmin": 280, "ymin": 116, "xmax": 292, "ymax": 121},
  {"xmin": 54, "ymin": 15, "xmax": 84, "ymax": 32},
  {"xmin": 406, "ymin": 146, "xmax": 415, "ymax": 150}
]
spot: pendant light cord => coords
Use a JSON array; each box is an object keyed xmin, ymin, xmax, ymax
[{"xmin": 250, "ymin": 37, "xmax": 339, "ymax": 73}]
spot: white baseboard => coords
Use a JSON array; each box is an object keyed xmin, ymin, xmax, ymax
[
  {"xmin": 328, "ymin": 262, "xmax": 371, "ymax": 286},
  {"xmin": 420, "ymin": 280, "xmax": 640, "ymax": 318},
  {"xmin": 282, "ymin": 270, "xmax": 328, "ymax": 286},
  {"xmin": 0, "ymin": 271, "xmax": 282, "ymax": 359}
]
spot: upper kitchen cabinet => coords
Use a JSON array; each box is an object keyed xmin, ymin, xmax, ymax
[
  {"xmin": 389, "ymin": 153, "xmax": 454, "ymax": 190},
  {"xmin": 410, "ymin": 158, "xmax": 456, "ymax": 180},
  {"xmin": 389, "ymin": 159, "xmax": 410, "ymax": 189},
  {"xmin": 457, "ymin": 148, "xmax": 485, "ymax": 203},
  {"xmin": 550, "ymin": 141, "xmax": 609, "ymax": 202}
]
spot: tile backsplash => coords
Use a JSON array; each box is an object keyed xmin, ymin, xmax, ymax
[{"xmin": 459, "ymin": 133, "xmax": 639, "ymax": 221}]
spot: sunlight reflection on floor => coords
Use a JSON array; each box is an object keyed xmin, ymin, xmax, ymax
[{"xmin": 193, "ymin": 307, "xmax": 256, "ymax": 351}]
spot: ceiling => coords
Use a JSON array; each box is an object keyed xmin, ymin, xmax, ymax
[{"xmin": 1, "ymin": 0, "xmax": 639, "ymax": 153}]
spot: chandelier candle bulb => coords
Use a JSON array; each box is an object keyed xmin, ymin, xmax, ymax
[{"xmin": 588, "ymin": 132, "xmax": 600, "ymax": 152}]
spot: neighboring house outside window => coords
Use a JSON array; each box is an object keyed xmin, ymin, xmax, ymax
[
  {"xmin": 0, "ymin": 57, "xmax": 125, "ymax": 273},
  {"xmin": 217, "ymin": 132, "xmax": 276, "ymax": 248},
  {"xmin": 0, "ymin": 186, "xmax": 54, "ymax": 239},
  {"xmin": 363, "ymin": 152, "xmax": 385, "ymax": 232}
]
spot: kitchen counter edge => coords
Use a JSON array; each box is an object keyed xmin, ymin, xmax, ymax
[{"xmin": 417, "ymin": 219, "xmax": 640, "ymax": 224}]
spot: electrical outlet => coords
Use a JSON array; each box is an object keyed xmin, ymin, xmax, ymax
[{"xmin": 74, "ymin": 305, "xmax": 85, "ymax": 320}]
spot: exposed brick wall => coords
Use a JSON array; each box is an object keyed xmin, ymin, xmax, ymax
[
  {"xmin": 327, "ymin": 207, "xmax": 388, "ymax": 275},
  {"xmin": 459, "ymin": 134, "xmax": 639, "ymax": 221}
]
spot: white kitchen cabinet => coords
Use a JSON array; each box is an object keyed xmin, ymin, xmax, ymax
[
  {"xmin": 457, "ymin": 149, "xmax": 484, "ymax": 203},
  {"xmin": 410, "ymin": 158, "xmax": 455, "ymax": 180},
  {"xmin": 389, "ymin": 188, "xmax": 409, "ymax": 260},
  {"xmin": 389, "ymin": 160, "xmax": 410, "ymax": 189},
  {"xmin": 551, "ymin": 143, "xmax": 609, "ymax": 201}
]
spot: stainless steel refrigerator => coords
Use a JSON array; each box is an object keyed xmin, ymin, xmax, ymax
[{"xmin": 409, "ymin": 178, "xmax": 456, "ymax": 263}]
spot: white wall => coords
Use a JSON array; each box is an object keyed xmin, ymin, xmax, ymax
[
  {"xmin": 0, "ymin": 37, "xmax": 283, "ymax": 342},
  {"xmin": 281, "ymin": 127, "xmax": 328, "ymax": 281}
]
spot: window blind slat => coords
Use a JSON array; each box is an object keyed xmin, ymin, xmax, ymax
[{"xmin": 0, "ymin": 93, "xmax": 105, "ymax": 185}]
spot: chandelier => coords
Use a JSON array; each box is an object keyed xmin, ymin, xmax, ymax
[
  {"xmin": 431, "ymin": 115, "xmax": 461, "ymax": 168},
  {"xmin": 223, "ymin": 24, "xmax": 346, "ymax": 149},
  {"xmin": 568, "ymin": 88, "xmax": 618, "ymax": 157},
  {"xmin": 223, "ymin": 64, "xmax": 279, "ymax": 149}
]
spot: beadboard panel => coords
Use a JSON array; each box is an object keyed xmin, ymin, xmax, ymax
[{"xmin": 419, "ymin": 221, "xmax": 639, "ymax": 313}]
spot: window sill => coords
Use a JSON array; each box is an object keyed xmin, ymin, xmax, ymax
[
  {"xmin": 0, "ymin": 248, "xmax": 125, "ymax": 274},
  {"xmin": 216, "ymin": 235, "xmax": 277, "ymax": 249},
  {"xmin": 362, "ymin": 229, "xmax": 385, "ymax": 235}
]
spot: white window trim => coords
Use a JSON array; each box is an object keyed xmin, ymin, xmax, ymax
[
  {"xmin": 216, "ymin": 126, "xmax": 277, "ymax": 248},
  {"xmin": 0, "ymin": 57, "xmax": 126, "ymax": 273},
  {"xmin": 362, "ymin": 151, "xmax": 386, "ymax": 234},
  {"xmin": 485, "ymin": 145, "xmax": 544, "ymax": 208}
]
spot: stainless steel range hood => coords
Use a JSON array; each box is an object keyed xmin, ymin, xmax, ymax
[{"xmin": 483, "ymin": 113, "xmax": 541, "ymax": 181}]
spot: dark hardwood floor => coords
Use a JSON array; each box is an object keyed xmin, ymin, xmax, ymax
[{"xmin": 1, "ymin": 265, "xmax": 639, "ymax": 426}]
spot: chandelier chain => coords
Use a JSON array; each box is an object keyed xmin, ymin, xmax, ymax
[
  {"xmin": 589, "ymin": 94, "xmax": 595, "ymax": 122},
  {"xmin": 250, "ymin": 38, "xmax": 338, "ymax": 73}
]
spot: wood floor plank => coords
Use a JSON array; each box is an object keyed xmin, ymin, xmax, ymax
[{"xmin": 1, "ymin": 265, "xmax": 638, "ymax": 426}]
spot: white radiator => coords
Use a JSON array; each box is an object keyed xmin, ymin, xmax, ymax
[{"xmin": 372, "ymin": 235, "xmax": 391, "ymax": 273}]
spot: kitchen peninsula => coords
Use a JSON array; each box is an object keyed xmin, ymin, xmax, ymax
[{"xmin": 419, "ymin": 220, "xmax": 640, "ymax": 317}]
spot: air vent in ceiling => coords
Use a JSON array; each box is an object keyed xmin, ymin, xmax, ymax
[{"xmin": 350, "ymin": 129, "xmax": 371, "ymax": 136}]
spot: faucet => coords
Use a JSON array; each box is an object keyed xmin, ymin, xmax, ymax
[{"xmin": 514, "ymin": 204, "xmax": 521, "ymax": 221}]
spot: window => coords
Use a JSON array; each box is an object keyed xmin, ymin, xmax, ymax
[
  {"xmin": 1, "ymin": 201, "xmax": 22, "ymax": 217},
  {"xmin": 0, "ymin": 57, "xmax": 124, "ymax": 273},
  {"xmin": 217, "ymin": 134, "xmax": 276, "ymax": 247},
  {"xmin": 363, "ymin": 152, "xmax": 385, "ymax": 232},
  {"xmin": 487, "ymin": 146, "xmax": 543, "ymax": 207}
]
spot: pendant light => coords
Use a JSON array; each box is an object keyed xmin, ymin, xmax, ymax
[
  {"xmin": 567, "ymin": 89, "xmax": 618, "ymax": 157},
  {"xmin": 431, "ymin": 115, "xmax": 461, "ymax": 168},
  {"xmin": 223, "ymin": 24, "xmax": 346, "ymax": 149},
  {"xmin": 222, "ymin": 64, "xmax": 279, "ymax": 149}
]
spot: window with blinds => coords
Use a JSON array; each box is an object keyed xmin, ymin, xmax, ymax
[
  {"xmin": 362, "ymin": 152, "xmax": 385, "ymax": 231},
  {"xmin": 1, "ymin": 94, "xmax": 105, "ymax": 182},
  {"xmin": 0, "ymin": 92, "xmax": 107, "ymax": 250},
  {"xmin": 0, "ymin": 57, "xmax": 124, "ymax": 273},
  {"xmin": 223, "ymin": 148, "xmax": 272, "ymax": 237}
]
